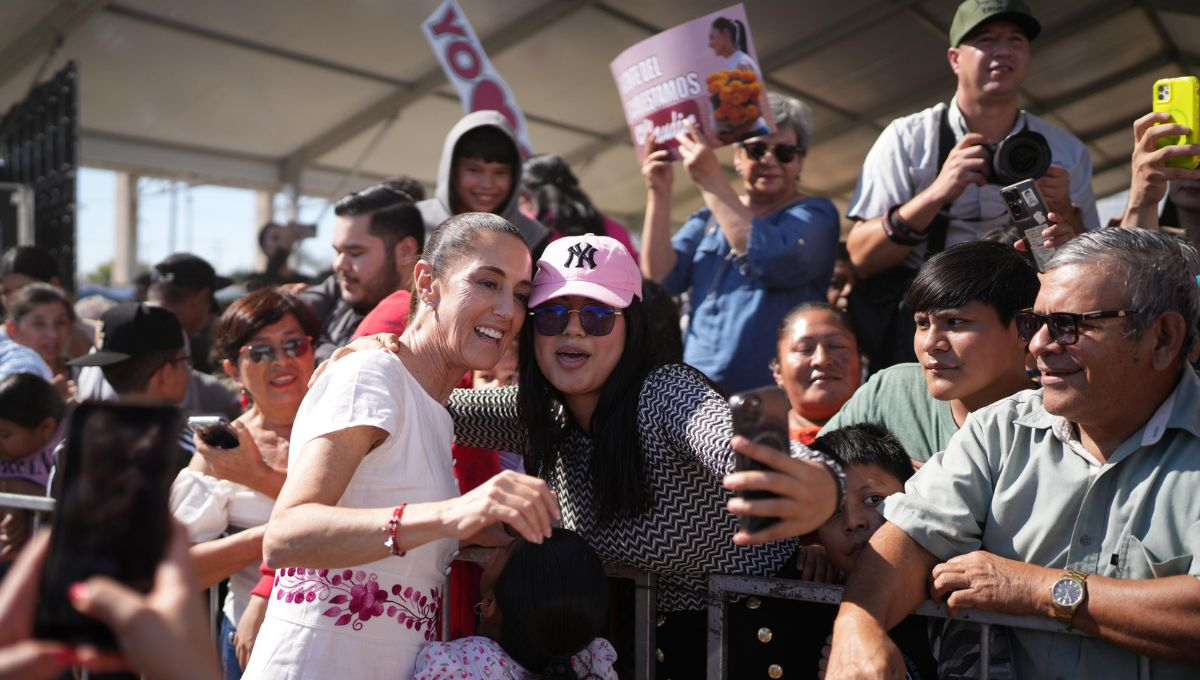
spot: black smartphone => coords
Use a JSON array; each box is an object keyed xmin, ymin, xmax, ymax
[
  {"xmin": 35, "ymin": 402, "xmax": 181, "ymax": 647},
  {"xmin": 728, "ymin": 386, "xmax": 791, "ymax": 534},
  {"xmin": 187, "ymin": 416, "xmax": 239, "ymax": 449},
  {"xmin": 1000, "ymin": 178, "xmax": 1055, "ymax": 272}
]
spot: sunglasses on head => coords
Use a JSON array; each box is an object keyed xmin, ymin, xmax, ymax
[
  {"xmin": 529, "ymin": 303, "xmax": 622, "ymax": 337},
  {"xmin": 740, "ymin": 141, "xmax": 801, "ymax": 164},
  {"xmin": 1014, "ymin": 309, "xmax": 1138, "ymax": 346},
  {"xmin": 239, "ymin": 336, "xmax": 313, "ymax": 364}
]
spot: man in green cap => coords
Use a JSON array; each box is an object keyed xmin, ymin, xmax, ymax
[{"xmin": 843, "ymin": 0, "xmax": 1099, "ymax": 371}]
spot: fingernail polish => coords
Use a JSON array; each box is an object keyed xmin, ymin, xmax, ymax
[{"xmin": 68, "ymin": 582, "xmax": 88, "ymax": 602}]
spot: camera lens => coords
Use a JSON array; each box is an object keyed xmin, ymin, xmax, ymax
[{"xmin": 992, "ymin": 130, "xmax": 1051, "ymax": 184}]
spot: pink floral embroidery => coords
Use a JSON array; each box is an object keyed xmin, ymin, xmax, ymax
[{"xmin": 273, "ymin": 567, "xmax": 441, "ymax": 639}]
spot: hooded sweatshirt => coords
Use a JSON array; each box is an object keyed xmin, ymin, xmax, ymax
[{"xmin": 417, "ymin": 110, "xmax": 549, "ymax": 254}]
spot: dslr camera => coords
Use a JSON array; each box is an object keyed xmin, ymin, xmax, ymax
[{"xmin": 986, "ymin": 127, "xmax": 1051, "ymax": 185}]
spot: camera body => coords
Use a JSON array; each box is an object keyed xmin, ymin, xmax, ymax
[
  {"xmin": 1152, "ymin": 76, "xmax": 1200, "ymax": 169},
  {"xmin": 986, "ymin": 128, "xmax": 1052, "ymax": 185}
]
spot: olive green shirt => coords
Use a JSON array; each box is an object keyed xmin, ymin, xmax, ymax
[
  {"xmin": 821, "ymin": 363, "xmax": 957, "ymax": 462},
  {"xmin": 884, "ymin": 367, "xmax": 1200, "ymax": 679}
]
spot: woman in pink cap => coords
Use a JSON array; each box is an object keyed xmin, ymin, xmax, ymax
[{"xmin": 447, "ymin": 233, "xmax": 845, "ymax": 678}]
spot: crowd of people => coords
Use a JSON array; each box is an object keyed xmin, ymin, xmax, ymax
[{"xmin": 1, "ymin": 0, "xmax": 1200, "ymax": 678}]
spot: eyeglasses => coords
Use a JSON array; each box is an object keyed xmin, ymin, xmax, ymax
[
  {"xmin": 163, "ymin": 354, "xmax": 192, "ymax": 369},
  {"xmin": 740, "ymin": 141, "xmax": 801, "ymax": 164},
  {"xmin": 1014, "ymin": 309, "xmax": 1139, "ymax": 346},
  {"xmin": 239, "ymin": 336, "xmax": 313, "ymax": 364},
  {"xmin": 529, "ymin": 303, "xmax": 622, "ymax": 337}
]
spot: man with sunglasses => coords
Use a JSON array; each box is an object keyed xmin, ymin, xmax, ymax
[
  {"xmin": 641, "ymin": 92, "xmax": 839, "ymax": 394},
  {"xmin": 844, "ymin": 0, "xmax": 1100, "ymax": 371},
  {"xmin": 827, "ymin": 228, "xmax": 1200, "ymax": 679}
]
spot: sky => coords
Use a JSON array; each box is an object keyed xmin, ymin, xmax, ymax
[{"xmin": 76, "ymin": 167, "xmax": 340, "ymax": 281}]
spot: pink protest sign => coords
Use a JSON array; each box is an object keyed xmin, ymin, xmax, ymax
[
  {"xmin": 423, "ymin": 0, "xmax": 534, "ymax": 157},
  {"xmin": 610, "ymin": 4, "xmax": 775, "ymax": 162}
]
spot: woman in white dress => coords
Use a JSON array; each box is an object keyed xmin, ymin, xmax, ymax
[{"xmin": 242, "ymin": 213, "xmax": 560, "ymax": 680}]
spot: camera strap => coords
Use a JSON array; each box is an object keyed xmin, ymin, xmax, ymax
[{"xmin": 929, "ymin": 105, "xmax": 956, "ymax": 257}]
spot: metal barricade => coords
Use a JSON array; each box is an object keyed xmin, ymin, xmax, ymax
[
  {"xmin": 705, "ymin": 574, "xmax": 1151, "ymax": 680},
  {"xmin": 455, "ymin": 547, "xmax": 657, "ymax": 679}
]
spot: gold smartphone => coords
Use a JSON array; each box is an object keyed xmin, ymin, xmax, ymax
[{"xmin": 1152, "ymin": 76, "xmax": 1200, "ymax": 169}]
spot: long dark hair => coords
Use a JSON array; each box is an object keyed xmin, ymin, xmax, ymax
[
  {"xmin": 521, "ymin": 154, "xmax": 605, "ymax": 238},
  {"xmin": 517, "ymin": 292, "xmax": 665, "ymax": 523},
  {"xmin": 494, "ymin": 529, "xmax": 609, "ymax": 679}
]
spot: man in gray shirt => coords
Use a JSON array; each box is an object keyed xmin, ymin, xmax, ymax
[{"xmin": 826, "ymin": 228, "xmax": 1200, "ymax": 679}]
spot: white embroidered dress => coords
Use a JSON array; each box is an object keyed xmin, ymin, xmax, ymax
[{"xmin": 243, "ymin": 350, "xmax": 459, "ymax": 680}]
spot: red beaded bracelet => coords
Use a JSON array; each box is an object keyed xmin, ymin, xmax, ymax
[{"xmin": 384, "ymin": 503, "xmax": 407, "ymax": 557}]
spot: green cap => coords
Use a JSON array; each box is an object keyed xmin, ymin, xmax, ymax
[{"xmin": 949, "ymin": 0, "xmax": 1041, "ymax": 47}]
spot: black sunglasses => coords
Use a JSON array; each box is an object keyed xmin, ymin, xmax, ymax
[
  {"xmin": 239, "ymin": 336, "xmax": 313, "ymax": 364},
  {"xmin": 740, "ymin": 141, "xmax": 801, "ymax": 164},
  {"xmin": 529, "ymin": 303, "xmax": 622, "ymax": 337},
  {"xmin": 1015, "ymin": 309, "xmax": 1138, "ymax": 346}
]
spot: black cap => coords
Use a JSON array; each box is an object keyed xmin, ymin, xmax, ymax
[
  {"xmin": 152, "ymin": 253, "xmax": 232, "ymax": 291},
  {"xmin": 68, "ymin": 302, "xmax": 184, "ymax": 367}
]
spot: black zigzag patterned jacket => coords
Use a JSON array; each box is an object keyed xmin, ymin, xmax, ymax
[{"xmin": 448, "ymin": 363, "xmax": 840, "ymax": 611}]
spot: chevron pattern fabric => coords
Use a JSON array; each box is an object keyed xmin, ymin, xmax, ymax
[{"xmin": 449, "ymin": 363, "xmax": 843, "ymax": 611}]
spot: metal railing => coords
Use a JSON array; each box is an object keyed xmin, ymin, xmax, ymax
[
  {"xmin": 705, "ymin": 574, "xmax": 1152, "ymax": 680},
  {"xmin": 0, "ymin": 493, "xmax": 1154, "ymax": 680}
]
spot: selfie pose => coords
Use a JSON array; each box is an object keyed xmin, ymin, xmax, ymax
[
  {"xmin": 446, "ymin": 234, "xmax": 843, "ymax": 678},
  {"xmin": 242, "ymin": 214, "xmax": 559, "ymax": 680}
]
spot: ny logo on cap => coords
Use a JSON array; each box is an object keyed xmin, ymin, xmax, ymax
[{"xmin": 564, "ymin": 243, "xmax": 598, "ymax": 269}]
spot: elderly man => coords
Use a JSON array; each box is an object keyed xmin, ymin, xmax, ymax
[{"xmin": 826, "ymin": 228, "xmax": 1200, "ymax": 679}]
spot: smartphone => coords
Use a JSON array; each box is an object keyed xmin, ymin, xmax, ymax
[
  {"xmin": 728, "ymin": 386, "xmax": 791, "ymax": 534},
  {"xmin": 1001, "ymin": 178, "xmax": 1055, "ymax": 272},
  {"xmin": 35, "ymin": 402, "xmax": 181, "ymax": 647},
  {"xmin": 187, "ymin": 415, "xmax": 239, "ymax": 449},
  {"xmin": 1153, "ymin": 76, "xmax": 1200, "ymax": 169}
]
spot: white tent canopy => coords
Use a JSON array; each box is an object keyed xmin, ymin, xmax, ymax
[{"xmin": 1, "ymin": 0, "xmax": 1198, "ymax": 231}]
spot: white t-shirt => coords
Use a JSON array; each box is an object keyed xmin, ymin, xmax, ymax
[
  {"xmin": 243, "ymin": 349, "xmax": 459, "ymax": 680},
  {"xmin": 848, "ymin": 98, "xmax": 1099, "ymax": 269}
]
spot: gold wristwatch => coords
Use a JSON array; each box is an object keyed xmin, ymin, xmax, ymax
[{"xmin": 1050, "ymin": 569, "xmax": 1088, "ymax": 624}]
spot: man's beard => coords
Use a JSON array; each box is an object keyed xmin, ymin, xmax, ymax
[{"xmin": 351, "ymin": 250, "xmax": 403, "ymax": 314}]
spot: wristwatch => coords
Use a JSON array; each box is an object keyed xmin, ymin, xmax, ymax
[{"xmin": 1050, "ymin": 570, "xmax": 1089, "ymax": 624}]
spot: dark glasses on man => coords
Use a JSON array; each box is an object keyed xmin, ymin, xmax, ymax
[
  {"xmin": 740, "ymin": 141, "xmax": 800, "ymax": 164},
  {"xmin": 529, "ymin": 304, "xmax": 622, "ymax": 337},
  {"xmin": 239, "ymin": 336, "xmax": 313, "ymax": 364},
  {"xmin": 1014, "ymin": 309, "xmax": 1138, "ymax": 346}
]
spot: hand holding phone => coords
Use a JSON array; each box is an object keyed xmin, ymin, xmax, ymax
[
  {"xmin": 1001, "ymin": 178, "xmax": 1055, "ymax": 272},
  {"xmin": 1152, "ymin": 76, "xmax": 1200, "ymax": 169},
  {"xmin": 187, "ymin": 416, "xmax": 239, "ymax": 449},
  {"xmin": 728, "ymin": 387, "xmax": 791, "ymax": 534},
  {"xmin": 35, "ymin": 403, "xmax": 180, "ymax": 648}
]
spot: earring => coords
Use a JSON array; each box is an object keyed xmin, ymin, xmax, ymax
[{"xmin": 473, "ymin": 601, "xmax": 485, "ymax": 615}]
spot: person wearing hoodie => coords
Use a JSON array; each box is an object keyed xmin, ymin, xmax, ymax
[{"xmin": 417, "ymin": 110, "xmax": 550, "ymax": 257}]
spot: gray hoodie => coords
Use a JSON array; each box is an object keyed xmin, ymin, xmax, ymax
[{"xmin": 416, "ymin": 110, "xmax": 549, "ymax": 253}]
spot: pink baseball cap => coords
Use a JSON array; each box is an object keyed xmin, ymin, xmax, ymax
[{"xmin": 529, "ymin": 234, "xmax": 642, "ymax": 308}]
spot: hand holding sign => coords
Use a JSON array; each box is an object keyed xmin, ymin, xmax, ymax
[
  {"xmin": 641, "ymin": 131, "xmax": 675, "ymax": 196},
  {"xmin": 676, "ymin": 120, "xmax": 724, "ymax": 191}
]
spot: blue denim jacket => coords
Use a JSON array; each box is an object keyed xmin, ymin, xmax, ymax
[{"xmin": 662, "ymin": 197, "xmax": 839, "ymax": 394}]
